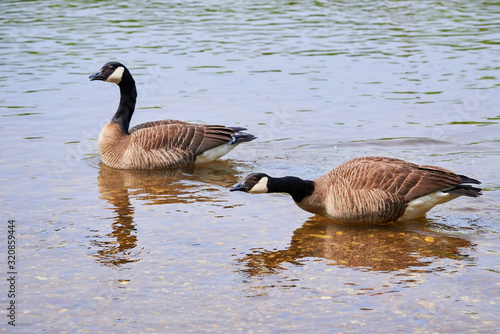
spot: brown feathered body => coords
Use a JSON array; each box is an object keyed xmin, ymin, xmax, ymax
[
  {"xmin": 297, "ymin": 156, "xmax": 480, "ymax": 223},
  {"xmin": 98, "ymin": 120, "xmax": 247, "ymax": 169}
]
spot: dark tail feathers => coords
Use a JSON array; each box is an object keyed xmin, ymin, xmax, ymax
[
  {"xmin": 444, "ymin": 175, "xmax": 482, "ymax": 197},
  {"xmin": 230, "ymin": 127, "xmax": 257, "ymax": 144}
]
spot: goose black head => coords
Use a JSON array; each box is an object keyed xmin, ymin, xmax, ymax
[
  {"xmin": 89, "ymin": 62, "xmax": 127, "ymax": 84},
  {"xmin": 230, "ymin": 173, "xmax": 270, "ymax": 194}
]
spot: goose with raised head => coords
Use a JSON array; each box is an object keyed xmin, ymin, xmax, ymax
[
  {"xmin": 230, "ymin": 156, "xmax": 482, "ymax": 224},
  {"xmin": 89, "ymin": 62, "xmax": 256, "ymax": 169}
]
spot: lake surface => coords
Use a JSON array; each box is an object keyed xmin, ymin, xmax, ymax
[{"xmin": 1, "ymin": 0, "xmax": 499, "ymax": 332}]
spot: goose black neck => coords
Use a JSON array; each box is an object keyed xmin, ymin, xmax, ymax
[
  {"xmin": 268, "ymin": 176, "xmax": 315, "ymax": 202},
  {"xmin": 112, "ymin": 71, "xmax": 136, "ymax": 133}
]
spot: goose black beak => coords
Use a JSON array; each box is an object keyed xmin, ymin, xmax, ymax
[
  {"xmin": 89, "ymin": 71, "xmax": 105, "ymax": 81},
  {"xmin": 230, "ymin": 182, "xmax": 247, "ymax": 192}
]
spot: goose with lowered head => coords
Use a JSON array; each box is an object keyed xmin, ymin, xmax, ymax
[{"xmin": 230, "ymin": 156, "xmax": 482, "ymax": 224}]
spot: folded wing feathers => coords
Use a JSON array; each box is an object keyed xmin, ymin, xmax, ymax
[
  {"xmin": 194, "ymin": 126, "xmax": 235, "ymax": 154},
  {"xmin": 312, "ymin": 156, "xmax": 479, "ymax": 223},
  {"xmin": 324, "ymin": 157, "xmax": 473, "ymax": 218},
  {"xmin": 338, "ymin": 157, "xmax": 463, "ymax": 200},
  {"xmin": 125, "ymin": 122, "xmax": 236, "ymax": 168}
]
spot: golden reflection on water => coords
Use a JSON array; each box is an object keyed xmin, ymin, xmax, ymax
[
  {"xmin": 239, "ymin": 216, "xmax": 475, "ymax": 276},
  {"xmin": 93, "ymin": 161, "xmax": 243, "ymax": 266}
]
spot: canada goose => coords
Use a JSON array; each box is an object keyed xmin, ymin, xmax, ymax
[
  {"xmin": 230, "ymin": 156, "xmax": 482, "ymax": 224},
  {"xmin": 89, "ymin": 62, "xmax": 256, "ymax": 169}
]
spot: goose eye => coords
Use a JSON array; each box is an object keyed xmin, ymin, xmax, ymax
[{"xmin": 252, "ymin": 176, "xmax": 260, "ymax": 182}]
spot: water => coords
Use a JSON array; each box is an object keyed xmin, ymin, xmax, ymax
[{"xmin": 1, "ymin": 0, "xmax": 499, "ymax": 332}]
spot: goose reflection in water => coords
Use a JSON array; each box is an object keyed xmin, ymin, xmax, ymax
[
  {"xmin": 238, "ymin": 217, "xmax": 475, "ymax": 276},
  {"xmin": 93, "ymin": 161, "xmax": 243, "ymax": 266}
]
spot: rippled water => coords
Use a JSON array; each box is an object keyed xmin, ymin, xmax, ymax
[{"xmin": 1, "ymin": 0, "xmax": 499, "ymax": 332}]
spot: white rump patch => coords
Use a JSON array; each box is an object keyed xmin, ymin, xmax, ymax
[
  {"xmin": 195, "ymin": 143, "xmax": 237, "ymax": 164},
  {"xmin": 106, "ymin": 66, "xmax": 125, "ymax": 84},
  {"xmin": 399, "ymin": 190, "xmax": 459, "ymax": 221},
  {"xmin": 249, "ymin": 177, "xmax": 269, "ymax": 194}
]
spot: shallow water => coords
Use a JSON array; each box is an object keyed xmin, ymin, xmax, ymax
[{"xmin": 1, "ymin": 0, "xmax": 499, "ymax": 332}]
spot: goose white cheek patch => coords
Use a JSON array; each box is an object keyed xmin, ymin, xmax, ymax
[
  {"xmin": 106, "ymin": 66, "xmax": 125, "ymax": 84},
  {"xmin": 249, "ymin": 177, "xmax": 269, "ymax": 193}
]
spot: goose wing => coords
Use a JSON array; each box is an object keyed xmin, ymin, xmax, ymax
[
  {"xmin": 126, "ymin": 121, "xmax": 236, "ymax": 167},
  {"xmin": 314, "ymin": 157, "xmax": 466, "ymax": 223},
  {"xmin": 336, "ymin": 156, "xmax": 463, "ymax": 201}
]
